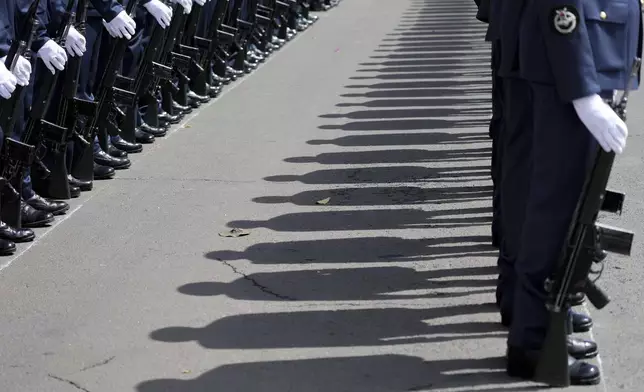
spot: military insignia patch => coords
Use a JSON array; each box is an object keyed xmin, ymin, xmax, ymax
[{"xmin": 551, "ymin": 6, "xmax": 579, "ymax": 35}]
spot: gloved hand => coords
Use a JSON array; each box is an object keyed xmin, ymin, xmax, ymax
[
  {"xmin": 65, "ymin": 25, "xmax": 86, "ymax": 57},
  {"xmin": 193, "ymin": 0, "xmax": 206, "ymax": 6},
  {"xmin": 573, "ymin": 94, "xmax": 628, "ymax": 154},
  {"xmin": 38, "ymin": 40, "xmax": 68, "ymax": 74},
  {"xmin": 0, "ymin": 55, "xmax": 32, "ymax": 86},
  {"xmin": 144, "ymin": 0, "xmax": 173, "ymax": 28},
  {"xmin": 171, "ymin": 0, "xmax": 192, "ymax": 14},
  {"xmin": 103, "ymin": 11, "xmax": 136, "ymax": 39},
  {"xmin": 0, "ymin": 61, "xmax": 17, "ymax": 99}
]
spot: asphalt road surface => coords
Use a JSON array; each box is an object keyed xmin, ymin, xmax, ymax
[{"xmin": 1, "ymin": 0, "xmax": 641, "ymax": 391}]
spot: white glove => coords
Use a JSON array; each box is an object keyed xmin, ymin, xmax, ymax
[
  {"xmin": 193, "ymin": 0, "xmax": 206, "ymax": 6},
  {"xmin": 573, "ymin": 94, "xmax": 628, "ymax": 154},
  {"xmin": 171, "ymin": 0, "xmax": 192, "ymax": 14},
  {"xmin": 103, "ymin": 11, "xmax": 136, "ymax": 39},
  {"xmin": 38, "ymin": 40, "xmax": 68, "ymax": 74},
  {"xmin": 0, "ymin": 55, "xmax": 32, "ymax": 86},
  {"xmin": 65, "ymin": 25, "xmax": 86, "ymax": 57},
  {"xmin": 0, "ymin": 61, "xmax": 17, "ymax": 99},
  {"xmin": 144, "ymin": 0, "xmax": 173, "ymax": 28}
]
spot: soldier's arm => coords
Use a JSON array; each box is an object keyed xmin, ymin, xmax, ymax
[
  {"xmin": 88, "ymin": 0, "xmax": 124, "ymax": 21},
  {"xmin": 0, "ymin": 9, "xmax": 13, "ymax": 57},
  {"xmin": 15, "ymin": 0, "xmax": 52, "ymax": 52},
  {"xmin": 536, "ymin": 0, "xmax": 601, "ymax": 101}
]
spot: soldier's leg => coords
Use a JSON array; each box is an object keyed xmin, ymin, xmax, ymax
[
  {"xmin": 73, "ymin": 16, "xmax": 116, "ymax": 181},
  {"xmin": 496, "ymin": 76, "xmax": 531, "ymax": 325},
  {"xmin": 0, "ymin": 127, "xmax": 18, "ymax": 255},
  {"xmin": 506, "ymin": 82, "xmax": 599, "ymax": 385},
  {"xmin": 9, "ymin": 59, "xmax": 59, "ymax": 228},
  {"xmin": 91, "ymin": 23, "xmax": 132, "ymax": 171},
  {"xmin": 489, "ymin": 41, "xmax": 503, "ymax": 248}
]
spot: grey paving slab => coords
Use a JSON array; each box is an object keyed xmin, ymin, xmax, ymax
[{"xmin": 0, "ymin": 0, "xmax": 640, "ymax": 391}]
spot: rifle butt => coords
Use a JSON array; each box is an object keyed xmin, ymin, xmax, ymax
[
  {"xmin": 534, "ymin": 311, "xmax": 570, "ymax": 387},
  {"xmin": 71, "ymin": 143, "xmax": 94, "ymax": 182},
  {"xmin": 1, "ymin": 175, "xmax": 23, "ymax": 228}
]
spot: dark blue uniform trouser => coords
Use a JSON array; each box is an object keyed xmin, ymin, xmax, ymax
[
  {"xmin": 507, "ymin": 83, "xmax": 594, "ymax": 349},
  {"xmin": 489, "ymin": 42, "xmax": 503, "ymax": 245},
  {"xmin": 496, "ymin": 76, "xmax": 532, "ymax": 317}
]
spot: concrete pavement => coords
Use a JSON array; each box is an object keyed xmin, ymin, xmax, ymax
[{"xmin": 0, "ymin": 0, "xmax": 641, "ymax": 391}]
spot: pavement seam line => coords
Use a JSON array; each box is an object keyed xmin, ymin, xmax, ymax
[
  {"xmin": 47, "ymin": 374, "xmax": 91, "ymax": 392},
  {"xmin": 217, "ymin": 258, "xmax": 296, "ymax": 300}
]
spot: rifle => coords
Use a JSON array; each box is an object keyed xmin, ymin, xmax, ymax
[
  {"xmin": 189, "ymin": 0, "xmax": 235, "ymax": 95},
  {"xmin": 534, "ymin": 58, "xmax": 641, "ymax": 387},
  {"xmin": 45, "ymin": 0, "xmax": 95, "ymax": 198},
  {"xmin": 118, "ymin": 14, "xmax": 172, "ymax": 142},
  {"xmin": 71, "ymin": 0, "xmax": 139, "ymax": 181},
  {"xmin": 0, "ymin": 0, "xmax": 43, "ymax": 227}
]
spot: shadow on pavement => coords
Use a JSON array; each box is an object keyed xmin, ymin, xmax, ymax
[{"xmin": 139, "ymin": 0, "xmax": 514, "ymax": 390}]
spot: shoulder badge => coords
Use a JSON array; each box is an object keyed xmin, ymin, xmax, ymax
[{"xmin": 551, "ymin": 6, "xmax": 579, "ymax": 35}]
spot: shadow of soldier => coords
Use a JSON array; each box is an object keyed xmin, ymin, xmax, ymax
[
  {"xmin": 136, "ymin": 355, "xmax": 544, "ymax": 392},
  {"xmin": 148, "ymin": 304, "xmax": 504, "ymax": 350},
  {"xmin": 205, "ymin": 236, "xmax": 497, "ymax": 265},
  {"xmin": 177, "ymin": 265, "xmax": 497, "ymax": 302}
]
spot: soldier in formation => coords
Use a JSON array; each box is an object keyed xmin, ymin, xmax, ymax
[
  {"xmin": 477, "ymin": 0, "xmax": 641, "ymax": 386},
  {"xmin": 0, "ymin": 0, "xmax": 337, "ymax": 253}
]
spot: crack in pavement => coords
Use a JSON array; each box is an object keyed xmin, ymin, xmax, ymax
[
  {"xmin": 48, "ymin": 374, "xmax": 91, "ymax": 392},
  {"xmin": 80, "ymin": 356, "xmax": 116, "ymax": 372},
  {"xmin": 217, "ymin": 258, "xmax": 296, "ymax": 300}
]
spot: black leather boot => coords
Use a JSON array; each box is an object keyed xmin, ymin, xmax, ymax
[
  {"xmin": 24, "ymin": 194, "xmax": 70, "ymax": 215},
  {"xmin": 68, "ymin": 175, "xmax": 93, "ymax": 192},
  {"xmin": 21, "ymin": 202, "xmax": 55, "ymax": 228},
  {"xmin": 94, "ymin": 163, "xmax": 115, "ymax": 180},
  {"xmin": 94, "ymin": 149, "xmax": 131, "ymax": 170}
]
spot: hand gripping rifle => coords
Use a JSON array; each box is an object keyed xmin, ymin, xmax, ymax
[
  {"xmin": 22, "ymin": 0, "xmax": 76, "ymax": 182},
  {"xmin": 71, "ymin": 0, "xmax": 139, "ymax": 181},
  {"xmin": 534, "ymin": 58, "xmax": 641, "ymax": 387},
  {"xmin": 0, "ymin": 0, "xmax": 43, "ymax": 226}
]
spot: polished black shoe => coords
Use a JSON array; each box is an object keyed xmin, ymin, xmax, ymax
[
  {"xmin": 0, "ymin": 221, "xmax": 35, "ymax": 242},
  {"xmin": 572, "ymin": 311, "xmax": 593, "ymax": 333},
  {"xmin": 140, "ymin": 122, "xmax": 167, "ymax": 137},
  {"xmin": 187, "ymin": 90, "xmax": 210, "ymax": 103},
  {"xmin": 94, "ymin": 149, "xmax": 131, "ymax": 170},
  {"xmin": 570, "ymin": 292, "xmax": 586, "ymax": 306},
  {"xmin": 21, "ymin": 202, "xmax": 55, "ymax": 228},
  {"xmin": 226, "ymin": 66, "xmax": 243, "ymax": 76},
  {"xmin": 108, "ymin": 145, "xmax": 128, "ymax": 158},
  {"xmin": 506, "ymin": 346, "xmax": 600, "ymax": 386},
  {"xmin": 112, "ymin": 137, "xmax": 143, "ymax": 153},
  {"xmin": 25, "ymin": 194, "xmax": 70, "ymax": 216},
  {"xmin": 172, "ymin": 100, "xmax": 192, "ymax": 114},
  {"xmin": 0, "ymin": 239, "xmax": 16, "ymax": 255},
  {"xmin": 210, "ymin": 72, "xmax": 230, "ymax": 84},
  {"xmin": 68, "ymin": 175, "xmax": 92, "ymax": 191},
  {"xmin": 135, "ymin": 128, "xmax": 155, "ymax": 144},
  {"xmin": 568, "ymin": 337, "xmax": 598, "ymax": 360},
  {"xmin": 187, "ymin": 97, "xmax": 201, "ymax": 109},
  {"xmin": 94, "ymin": 163, "xmax": 115, "ymax": 180},
  {"xmin": 159, "ymin": 110, "xmax": 182, "ymax": 124},
  {"xmin": 207, "ymin": 84, "xmax": 221, "ymax": 98},
  {"xmin": 70, "ymin": 185, "xmax": 81, "ymax": 198}
]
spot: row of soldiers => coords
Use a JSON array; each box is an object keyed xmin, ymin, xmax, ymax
[
  {"xmin": 477, "ymin": 0, "xmax": 641, "ymax": 387},
  {"xmin": 0, "ymin": 0, "xmax": 337, "ymax": 254}
]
